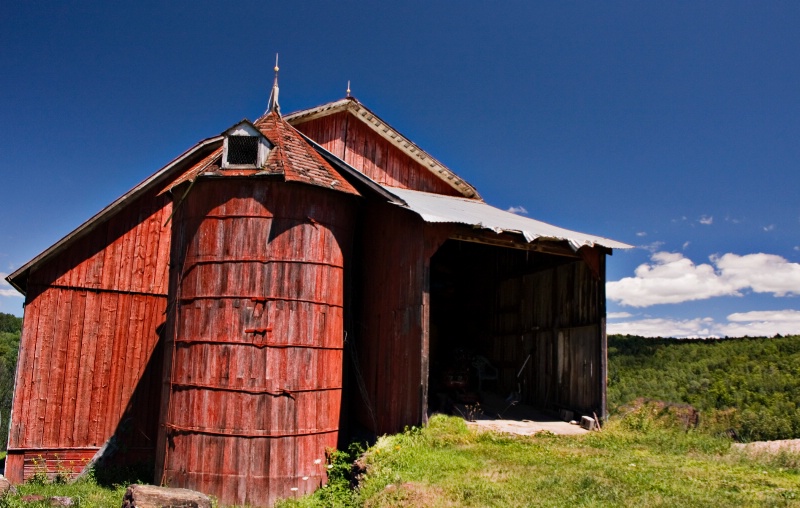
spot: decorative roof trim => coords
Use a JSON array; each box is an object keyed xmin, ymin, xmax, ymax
[{"xmin": 285, "ymin": 98, "xmax": 482, "ymax": 200}]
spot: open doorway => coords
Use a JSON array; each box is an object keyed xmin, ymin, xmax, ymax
[{"xmin": 427, "ymin": 238, "xmax": 599, "ymax": 430}]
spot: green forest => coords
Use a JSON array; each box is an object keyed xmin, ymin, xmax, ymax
[
  {"xmin": 608, "ymin": 334, "xmax": 800, "ymax": 442},
  {"xmin": 0, "ymin": 312, "xmax": 21, "ymax": 449}
]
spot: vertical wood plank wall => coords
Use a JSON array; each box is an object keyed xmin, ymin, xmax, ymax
[
  {"xmin": 493, "ymin": 252, "xmax": 606, "ymax": 415},
  {"xmin": 157, "ymin": 180, "xmax": 355, "ymax": 507},
  {"xmin": 294, "ymin": 112, "xmax": 462, "ymax": 196},
  {"xmin": 354, "ymin": 202, "xmax": 450, "ymax": 435},
  {"xmin": 6, "ymin": 190, "xmax": 171, "ymax": 482}
]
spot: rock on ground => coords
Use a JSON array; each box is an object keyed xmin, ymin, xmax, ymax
[{"xmin": 121, "ymin": 484, "xmax": 212, "ymax": 508}]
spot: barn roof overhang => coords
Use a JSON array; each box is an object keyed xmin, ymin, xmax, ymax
[
  {"xmin": 285, "ymin": 97, "xmax": 481, "ymax": 200},
  {"xmin": 6, "ymin": 135, "xmax": 224, "ymax": 295},
  {"xmin": 382, "ymin": 186, "xmax": 633, "ymax": 252}
]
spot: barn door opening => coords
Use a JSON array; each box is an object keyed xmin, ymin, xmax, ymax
[{"xmin": 427, "ymin": 238, "xmax": 601, "ymax": 422}]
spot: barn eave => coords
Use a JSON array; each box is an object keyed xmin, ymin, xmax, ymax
[
  {"xmin": 382, "ymin": 186, "xmax": 633, "ymax": 252},
  {"xmin": 6, "ymin": 135, "xmax": 224, "ymax": 295}
]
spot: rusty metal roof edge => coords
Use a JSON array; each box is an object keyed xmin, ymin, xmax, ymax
[
  {"xmin": 382, "ymin": 186, "xmax": 634, "ymax": 251},
  {"xmin": 6, "ymin": 135, "xmax": 225, "ymax": 294},
  {"xmin": 284, "ymin": 97, "xmax": 483, "ymax": 200}
]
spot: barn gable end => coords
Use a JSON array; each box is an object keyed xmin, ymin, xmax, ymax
[
  {"xmin": 287, "ymin": 98, "xmax": 478, "ymax": 198},
  {"xmin": 5, "ymin": 186, "xmax": 172, "ymax": 483}
]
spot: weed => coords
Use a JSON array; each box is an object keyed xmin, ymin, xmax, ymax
[{"xmin": 27, "ymin": 455, "xmax": 49, "ymax": 486}]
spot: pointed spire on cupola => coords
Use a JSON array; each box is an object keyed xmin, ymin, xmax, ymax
[{"xmin": 265, "ymin": 53, "xmax": 280, "ymax": 115}]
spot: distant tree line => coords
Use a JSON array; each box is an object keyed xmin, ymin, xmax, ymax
[
  {"xmin": 0, "ymin": 312, "xmax": 22, "ymax": 450},
  {"xmin": 608, "ymin": 334, "xmax": 800, "ymax": 441}
]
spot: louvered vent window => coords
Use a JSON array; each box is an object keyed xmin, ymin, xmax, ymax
[{"xmin": 226, "ymin": 136, "xmax": 259, "ymax": 165}]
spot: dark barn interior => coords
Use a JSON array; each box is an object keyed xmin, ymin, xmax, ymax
[{"xmin": 428, "ymin": 238, "xmax": 607, "ymax": 420}]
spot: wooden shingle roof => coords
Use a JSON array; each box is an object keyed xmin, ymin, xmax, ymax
[{"xmin": 255, "ymin": 112, "xmax": 358, "ymax": 195}]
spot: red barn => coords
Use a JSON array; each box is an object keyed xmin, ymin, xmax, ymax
[{"xmin": 5, "ymin": 88, "xmax": 629, "ymax": 506}]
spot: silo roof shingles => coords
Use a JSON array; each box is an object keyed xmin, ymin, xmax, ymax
[{"xmin": 256, "ymin": 112, "xmax": 359, "ymax": 195}]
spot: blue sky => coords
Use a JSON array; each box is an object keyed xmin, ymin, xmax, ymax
[{"xmin": 2, "ymin": 2, "xmax": 799, "ymax": 337}]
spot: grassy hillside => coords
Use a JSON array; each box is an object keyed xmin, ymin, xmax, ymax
[
  {"xmin": 608, "ymin": 334, "xmax": 800, "ymax": 441},
  {"xmin": 276, "ymin": 414, "xmax": 798, "ymax": 508},
  {"xmin": 3, "ymin": 414, "xmax": 795, "ymax": 507}
]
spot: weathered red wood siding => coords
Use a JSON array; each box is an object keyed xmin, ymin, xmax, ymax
[
  {"xmin": 6, "ymin": 189, "xmax": 171, "ymax": 483},
  {"xmin": 294, "ymin": 112, "xmax": 461, "ymax": 196},
  {"xmin": 354, "ymin": 201, "xmax": 451, "ymax": 435},
  {"xmin": 157, "ymin": 179, "xmax": 355, "ymax": 507}
]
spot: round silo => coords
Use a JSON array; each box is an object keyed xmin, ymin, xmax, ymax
[{"xmin": 161, "ymin": 178, "xmax": 355, "ymax": 507}]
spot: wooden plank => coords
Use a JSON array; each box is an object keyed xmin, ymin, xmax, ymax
[
  {"xmin": 104, "ymin": 291, "xmax": 132, "ymax": 439},
  {"xmin": 44, "ymin": 289, "xmax": 74, "ymax": 446},
  {"xmin": 10, "ymin": 294, "xmax": 41, "ymax": 448},
  {"xmin": 30, "ymin": 286, "xmax": 58, "ymax": 446},
  {"xmin": 73, "ymin": 290, "xmax": 99, "ymax": 446},
  {"xmin": 153, "ymin": 201, "xmax": 172, "ymax": 294},
  {"xmin": 59, "ymin": 290, "xmax": 87, "ymax": 446},
  {"xmin": 89, "ymin": 292, "xmax": 117, "ymax": 446}
]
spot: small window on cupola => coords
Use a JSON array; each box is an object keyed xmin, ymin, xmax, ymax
[
  {"xmin": 227, "ymin": 135, "xmax": 258, "ymax": 165},
  {"xmin": 222, "ymin": 121, "xmax": 272, "ymax": 169}
]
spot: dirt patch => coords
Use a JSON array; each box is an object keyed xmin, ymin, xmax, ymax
[
  {"xmin": 466, "ymin": 418, "xmax": 587, "ymax": 436},
  {"xmin": 732, "ymin": 439, "xmax": 800, "ymax": 454},
  {"xmin": 365, "ymin": 482, "xmax": 456, "ymax": 508},
  {"xmin": 618, "ymin": 398, "xmax": 700, "ymax": 430},
  {"xmin": 453, "ymin": 392, "xmax": 589, "ymax": 436}
]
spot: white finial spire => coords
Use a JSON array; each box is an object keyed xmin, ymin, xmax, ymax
[
  {"xmin": 266, "ymin": 53, "xmax": 280, "ymax": 114},
  {"xmin": 346, "ymin": 80, "xmax": 351, "ymax": 97}
]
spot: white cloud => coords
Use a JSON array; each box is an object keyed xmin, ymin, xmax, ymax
[
  {"xmin": 608, "ymin": 317, "xmax": 717, "ymax": 338},
  {"xmin": 607, "ymin": 312, "xmax": 633, "ymax": 319},
  {"xmin": 727, "ymin": 309, "xmax": 800, "ymax": 323},
  {"xmin": 607, "ymin": 252, "xmax": 738, "ymax": 307},
  {"xmin": 682, "ymin": 241, "xmax": 690, "ymax": 250},
  {"xmin": 506, "ymin": 205, "xmax": 528, "ymax": 215},
  {"xmin": 698, "ymin": 215, "xmax": 713, "ymax": 225},
  {"xmin": 607, "ymin": 252, "xmax": 800, "ymax": 307},
  {"xmin": 763, "ymin": 224, "xmax": 776, "ymax": 232},
  {"xmin": 636, "ymin": 232, "xmax": 647, "ymax": 237},
  {"xmin": 0, "ymin": 273, "xmax": 22, "ymax": 298},
  {"xmin": 608, "ymin": 310, "xmax": 800, "ymax": 338},
  {"xmin": 713, "ymin": 253, "xmax": 800, "ymax": 297},
  {"xmin": 642, "ymin": 241, "xmax": 665, "ymax": 253}
]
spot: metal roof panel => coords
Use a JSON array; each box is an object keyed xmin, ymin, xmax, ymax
[{"xmin": 383, "ymin": 186, "xmax": 632, "ymax": 251}]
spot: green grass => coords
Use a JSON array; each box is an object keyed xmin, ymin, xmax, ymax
[
  {"xmin": 5, "ymin": 413, "xmax": 798, "ymax": 507},
  {"xmin": 0, "ymin": 479, "xmax": 128, "ymax": 507},
  {"xmin": 0, "ymin": 464, "xmax": 153, "ymax": 508},
  {"xmin": 279, "ymin": 414, "xmax": 800, "ymax": 508}
]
